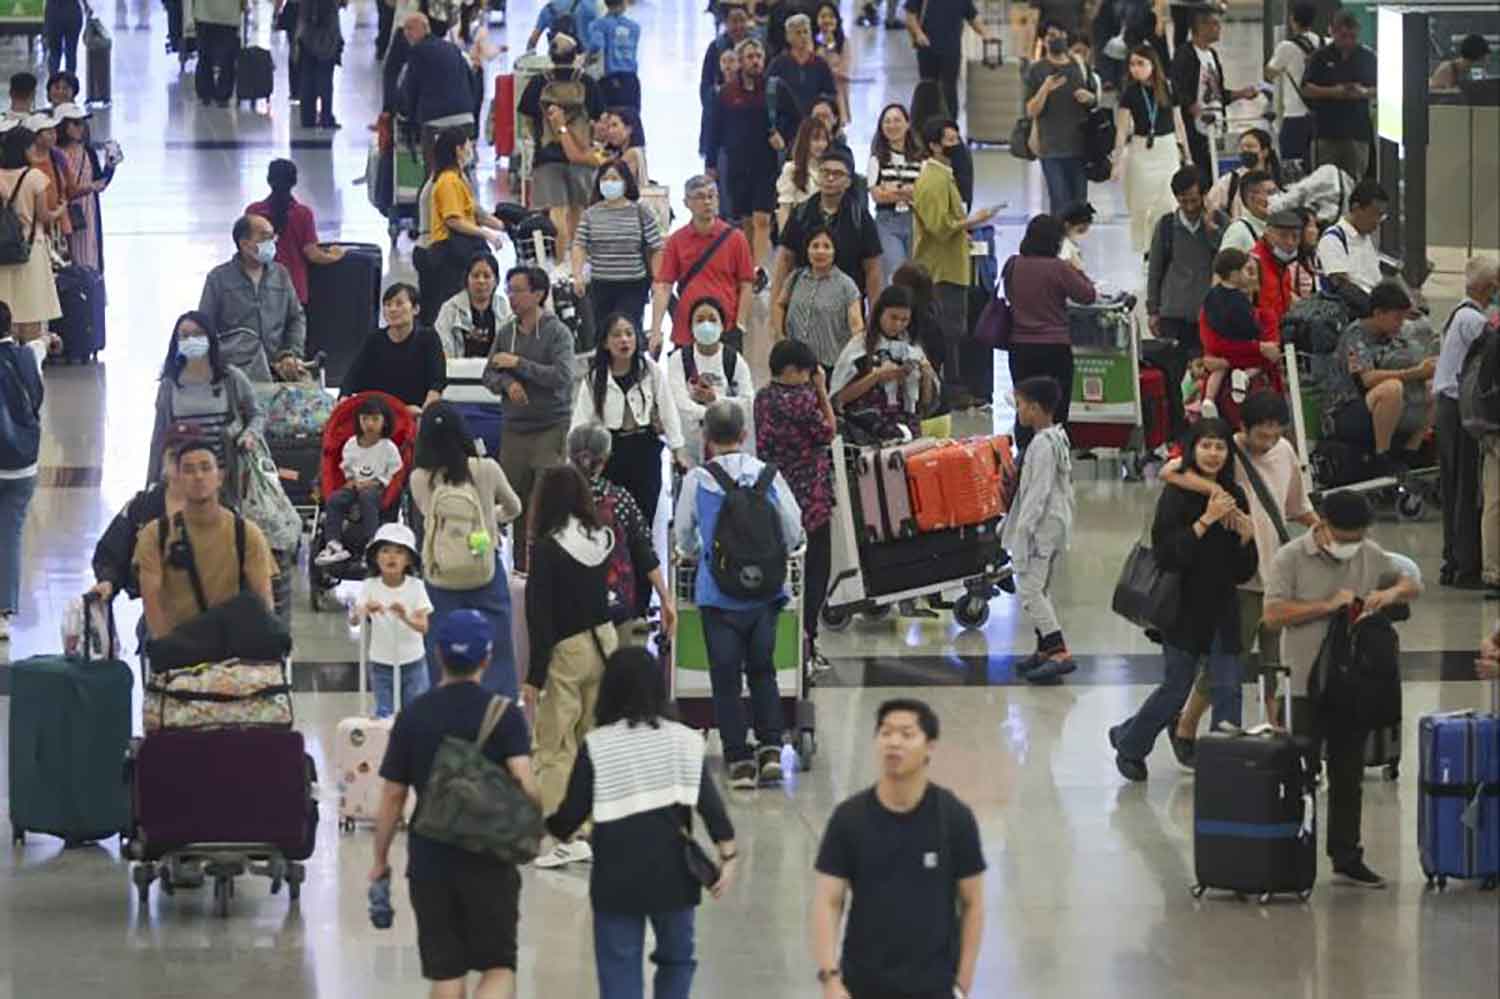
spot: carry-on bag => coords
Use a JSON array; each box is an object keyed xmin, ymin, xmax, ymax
[
  {"xmin": 858, "ymin": 518, "xmax": 1005, "ymax": 597},
  {"xmin": 1140, "ymin": 367, "xmax": 1170, "ymax": 450},
  {"xmin": 1192, "ymin": 668, "xmax": 1318, "ymax": 902},
  {"xmin": 235, "ymin": 13, "xmax": 275, "ymax": 104},
  {"xmin": 336, "ymin": 618, "xmax": 415, "ymax": 830},
  {"xmin": 267, "ymin": 433, "xmax": 322, "ymax": 507},
  {"xmin": 84, "ymin": 6, "xmax": 112, "ymax": 105},
  {"xmin": 492, "ymin": 73, "xmax": 516, "ymax": 156},
  {"xmin": 1417, "ymin": 681, "xmax": 1500, "ymax": 889},
  {"xmin": 905, "ymin": 438, "xmax": 1001, "ymax": 532},
  {"xmin": 143, "ymin": 659, "xmax": 293, "ymax": 733},
  {"xmin": 966, "ymin": 38, "xmax": 1021, "ymax": 145},
  {"xmin": 306, "ymin": 243, "xmax": 382, "ymax": 388},
  {"xmin": 255, "ymin": 380, "xmax": 335, "ymax": 440},
  {"xmin": 9, "ymin": 594, "xmax": 133, "ymax": 844},
  {"xmin": 131, "ymin": 727, "xmax": 318, "ymax": 861},
  {"xmin": 51, "ymin": 264, "xmax": 105, "ymax": 362},
  {"xmin": 854, "ymin": 439, "xmax": 935, "ymax": 544}
]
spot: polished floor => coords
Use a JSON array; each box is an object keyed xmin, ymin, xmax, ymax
[{"xmin": 2, "ymin": 3, "xmax": 1498, "ymax": 997}]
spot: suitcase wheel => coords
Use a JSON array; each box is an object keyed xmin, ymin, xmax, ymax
[
  {"xmin": 1483, "ymin": 877, "xmax": 1497, "ymax": 892},
  {"xmin": 796, "ymin": 728, "xmax": 817, "ymax": 772},
  {"xmin": 820, "ymin": 604, "xmax": 853, "ymax": 633},
  {"xmin": 132, "ymin": 863, "xmax": 153, "ymax": 906},
  {"xmin": 1383, "ymin": 763, "xmax": 1399, "ymax": 781},
  {"xmin": 287, "ymin": 862, "xmax": 305, "ymax": 900},
  {"xmin": 212, "ymin": 875, "xmax": 234, "ymax": 917},
  {"xmin": 953, "ymin": 594, "xmax": 990, "ymax": 630},
  {"xmin": 11, "ymin": 825, "xmax": 22, "ymax": 845},
  {"xmin": 1189, "ymin": 883, "xmax": 1206, "ymax": 899}
]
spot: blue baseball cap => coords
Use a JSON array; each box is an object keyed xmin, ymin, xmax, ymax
[{"xmin": 434, "ymin": 610, "xmax": 492, "ymax": 669}]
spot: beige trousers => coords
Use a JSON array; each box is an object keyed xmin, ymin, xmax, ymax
[
  {"xmin": 533, "ymin": 623, "xmax": 618, "ymax": 816},
  {"xmin": 1483, "ymin": 435, "xmax": 1500, "ymax": 585}
]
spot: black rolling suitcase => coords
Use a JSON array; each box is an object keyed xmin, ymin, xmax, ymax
[
  {"xmin": 83, "ymin": 6, "xmax": 111, "ymax": 106},
  {"xmin": 236, "ymin": 14, "xmax": 275, "ymax": 104},
  {"xmin": 1192, "ymin": 668, "xmax": 1318, "ymax": 903},
  {"xmin": 51, "ymin": 265, "xmax": 106, "ymax": 362},
  {"xmin": 306, "ymin": 243, "xmax": 382, "ymax": 388}
]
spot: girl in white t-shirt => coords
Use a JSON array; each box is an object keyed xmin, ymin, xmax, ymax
[{"xmin": 350, "ymin": 523, "xmax": 433, "ymax": 718}]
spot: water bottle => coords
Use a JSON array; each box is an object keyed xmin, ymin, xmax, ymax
[{"xmin": 368, "ymin": 871, "xmax": 394, "ymax": 929}]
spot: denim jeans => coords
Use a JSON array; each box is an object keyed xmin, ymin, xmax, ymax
[
  {"xmin": 424, "ymin": 554, "xmax": 518, "ymax": 697},
  {"xmin": 1039, "ymin": 156, "xmax": 1087, "ymax": 214},
  {"xmin": 1117, "ymin": 637, "xmax": 1243, "ymax": 761},
  {"xmin": 700, "ymin": 605, "xmax": 784, "ymax": 763},
  {"xmin": 593, "ymin": 907, "xmax": 696, "ymax": 999},
  {"xmin": 875, "ymin": 210, "xmax": 912, "ymax": 285},
  {"xmin": 324, "ymin": 484, "xmax": 381, "ymax": 550},
  {"xmin": 0, "ymin": 475, "xmax": 38, "ymax": 614},
  {"xmin": 370, "ymin": 658, "xmax": 430, "ymax": 718}
]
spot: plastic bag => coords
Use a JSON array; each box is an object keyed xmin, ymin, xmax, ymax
[{"xmin": 239, "ymin": 434, "xmax": 304, "ymax": 552}]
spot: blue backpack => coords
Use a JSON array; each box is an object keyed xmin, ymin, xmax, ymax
[{"xmin": 0, "ymin": 342, "xmax": 42, "ymax": 470}]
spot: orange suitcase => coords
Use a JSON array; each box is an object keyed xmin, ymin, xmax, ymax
[
  {"xmin": 988, "ymin": 435, "xmax": 1018, "ymax": 515},
  {"xmin": 906, "ymin": 439, "xmax": 1001, "ymax": 532}
]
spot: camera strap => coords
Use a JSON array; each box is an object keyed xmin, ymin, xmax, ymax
[{"xmin": 161, "ymin": 511, "xmax": 248, "ymax": 614}]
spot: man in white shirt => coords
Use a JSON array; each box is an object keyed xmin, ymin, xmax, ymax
[
  {"xmin": 1317, "ymin": 179, "xmax": 1386, "ymax": 306},
  {"xmin": 1264, "ymin": 2, "xmax": 1322, "ymax": 165},
  {"xmin": 1433, "ymin": 255, "xmax": 1499, "ymax": 590},
  {"xmin": 1218, "ymin": 170, "xmax": 1275, "ymax": 253},
  {"xmin": 666, "ymin": 321, "xmax": 755, "ymax": 464}
]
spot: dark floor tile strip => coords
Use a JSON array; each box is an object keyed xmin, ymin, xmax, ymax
[
  {"xmin": 163, "ymin": 139, "xmax": 333, "ymax": 150},
  {"xmin": 36, "ymin": 466, "xmax": 104, "ymax": 488}
]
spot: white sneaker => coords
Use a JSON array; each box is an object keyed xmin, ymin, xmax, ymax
[
  {"xmin": 1230, "ymin": 368, "xmax": 1251, "ymax": 403},
  {"xmin": 534, "ymin": 839, "xmax": 593, "ymax": 869},
  {"xmin": 1200, "ymin": 399, "xmax": 1220, "ymax": 420},
  {"xmin": 314, "ymin": 542, "xmax": 349, "ymax": 566}
]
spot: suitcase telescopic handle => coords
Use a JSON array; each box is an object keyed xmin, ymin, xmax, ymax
[{"xmin": 1257, "ymin": 665, "xmax": 1295, "ymax": 737}]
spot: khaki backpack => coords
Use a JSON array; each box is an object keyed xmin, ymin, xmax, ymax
[{"xmin": 423, "ymin": 478, "xmax": 496, "ymax": 590}]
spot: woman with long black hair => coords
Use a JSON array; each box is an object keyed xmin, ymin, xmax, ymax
[
  {"xmin": 570, "ymin": 312, "xmax": 687, "ymax": 532},
  {"xmin": 1109, "ymin": 418, "xmax": 1258, "ymax": 782},
  {"xmin": 146, "ymin": 310, "xmax": 264, "ymax": 504},
  {"xmin": 425, "ymin": 129, "xmax": 506, "ymax": 315},
  {"xmin": 246, "ymin": 158, "xmax": 345, "ymax": 307},
  {"xmin": 867, "ymin": 102, "xmax": 924, "ymax": 283},
  {"xmin": 409, "ymin": 401, "xmax": 523, "ymax": 695}
]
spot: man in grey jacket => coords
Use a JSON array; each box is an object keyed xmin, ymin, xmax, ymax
[
  {"xmin": 198, "ymin": 214, "xmax": 307, "ymax": 383},
  {"xmin": 1146, "ymin": 167, "xmax": 1227, "ymax": 355},
  {"xmin": 483, "ymin": 265, "xmax": 577, "ymax": 572}
]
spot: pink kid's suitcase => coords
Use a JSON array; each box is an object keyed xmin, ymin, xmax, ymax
[
  {"xmin": 335, "ymin": 619, "xmax": 413, "ymax": 831},
  {"xmin": 855, "ymin": 440, "xmax": 936, "ymax": 544}
]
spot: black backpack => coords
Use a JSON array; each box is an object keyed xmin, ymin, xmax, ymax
[
  {"xmin": 1452, "ymin": 304, "xmax": 1500, "ymax": 440},
  {"xmin": 549, "ymin": 0, "xmax": 584, "ymax": 42},
  {"xmin": 704, "ymin": 462, "xmax": 787, "ymax": 601},
  {"xmin": 1311, "ymin": 604, "xmax": 1403, "ymax": 732},
  {"xmin": 681, "ymin": 343, "xmax": 740, "ymax": 387},
  {"xmin": 0, "ymin": 167, "xmax": 37, "ymax": 266}
]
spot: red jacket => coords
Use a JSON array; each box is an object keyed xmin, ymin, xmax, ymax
[{"xmin": 1251, "ymin": 239, "xmax": 1293, "ymax": 340}]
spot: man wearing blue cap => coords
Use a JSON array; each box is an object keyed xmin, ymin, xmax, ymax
[{"xmin": 373, "ymin": 609, "xmax": 538, "ymax": 999}]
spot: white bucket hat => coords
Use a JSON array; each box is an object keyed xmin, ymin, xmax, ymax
[{"xmin": 365, "ymin": 522, "xmax": 421, "ymax": 571}]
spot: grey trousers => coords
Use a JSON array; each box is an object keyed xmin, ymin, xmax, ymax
[{"xmin": 498, "ymin": 421, "xmax": 569, "ymax": 572}]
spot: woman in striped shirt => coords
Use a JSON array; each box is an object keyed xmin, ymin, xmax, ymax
[
  {"xmin": 867, "ymin": 102, "xmax": 923, "ymax": 284},
  {"xmin": 571, "ymin": 158, "xmax": 664, "ymax": 341},
  {"xmin": 146, "ymin": 311, "xmax": 264, "ymax": 506}
]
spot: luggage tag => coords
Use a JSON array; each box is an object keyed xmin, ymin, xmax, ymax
[{"xmin": 1462, "ymin": 783, "xmax": 1487, "ymax": 831}]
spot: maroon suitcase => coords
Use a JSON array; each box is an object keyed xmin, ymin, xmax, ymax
[{"xmin": 132, "ymin": 728, "xmax": 318, "ymax": 861}]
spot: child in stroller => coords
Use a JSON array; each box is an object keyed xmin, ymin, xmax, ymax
[
  {"xmin": 309, "ymin": 392, "xmax": 419, "ymax": 603},
  {"xmin": 1193, "ymin": 247, "xmax": 1285, "ymax": 425}
]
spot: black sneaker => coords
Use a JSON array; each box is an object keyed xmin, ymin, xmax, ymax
[
  {"xmin": 1026, "ymin": 654, "xmax": 1077, "ymax": 685},
  {"xmin": 1168, "ymin": 729, "xmax": 1197, "ymax": 771},
  {"xmin": 1013, "ymin": 651, "xmax": 1044, "ymax": 676},
  {"xmin": 1333, "ymin": 859, "xmax": 1387, "ymax": 889},
  {"xmin": 1109, "ymin": 724, "xmax": 1148, "ymax": 781},
  {"xmin": 752, "ymin": 266, "xmax": 769, "ymax": 294}
]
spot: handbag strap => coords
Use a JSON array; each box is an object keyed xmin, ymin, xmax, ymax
[
  {"xmin": 676, "ymin": 225, "xmax": 735, "ymax": 300},
  {"xmin": 1231, "ymin": 439, "xmax": 1291, "ymax": 544},
  {"xmin": 475, "ymin": 695, "xmax": 513, "ymax": 748}
]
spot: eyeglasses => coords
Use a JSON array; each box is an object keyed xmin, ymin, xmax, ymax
[{"xmin": 821, "ymin": 169, "xmax": 849, "ymax": 180}]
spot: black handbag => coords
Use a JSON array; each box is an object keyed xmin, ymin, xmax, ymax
[
  {"xmin": 1009, "ymin": 117, "xmax": 1037, "ymax": 161},
  {"xmin": 1110, "ymin": 539, "xmax": 1182, "ymax": 634},
  {"xmin": 659, "ymin": 810, "xmax": 720, "ymax": 889}
]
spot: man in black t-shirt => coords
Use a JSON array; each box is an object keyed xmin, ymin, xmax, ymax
[
  {"xmin": 374, "ymin": 610, "xmax": 538, "ymax": 998},
  {"xmin": 904, "ymin": 0, "xmax": 992, "ymax": 127},
  {"xmin": 813, "ymin": 699, "xmax": 987, "ymax": 999},
  {"xmin": 772, "ymin": 149, "xmax": 885, "ymax": 306},
  {"xmin": 1301, "ymin": 10, "xmax": 1377, "ymax": 181}
]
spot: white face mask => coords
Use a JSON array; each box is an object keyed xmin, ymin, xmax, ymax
[
  {"xmin": 1272, "ymin": 245, "xmax": 1298, "ymax": 262},
  {"xmin": 599, "ymin": 178, "xmax": 626, "ymax": 200},
  {"xmin": 177, "ymin": 337, "xmax": 210, "ymax": 361},
  {"xmin": 693, "ymin": 320, "xmax": 723, "ymax": 346},
  {"xmin": 1325, "ymin": 540, "xmax": 1362, "ymax": 561},
  {"xmin": 254, "ymin": 238, "xmax": 277, "ymax": 265}
]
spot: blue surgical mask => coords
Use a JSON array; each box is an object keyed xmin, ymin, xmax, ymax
[
  {"xmin": 692, "ymin": 320, "xmax": 723, "ymax": 346},
  {"xmin": 177, "ymin": 337, "xmax": 210, "ymax": 361},
  {"xmin": 599, "ymin": 178, "xmax": 626, "ymax": 200},
  {"xmin": 254, "ymin": 238, "xmax": 277, "ymax": 265}
]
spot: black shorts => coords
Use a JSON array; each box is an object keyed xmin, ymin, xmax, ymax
[
  {"xmin": 409, "ymin": 862, "xmax": 521, "ymax": 981},
  {"xmin": 1332, "ymin": 396, "xmax": 1376, "ymax": 449},
  {"xmin": 725, "ymin": 159, "xmax": 776, "ymax": 217}
]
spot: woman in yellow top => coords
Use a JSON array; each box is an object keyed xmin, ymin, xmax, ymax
[{"xmin": 426, "ymin": 128, "xmax": 506, "ymax": 316}]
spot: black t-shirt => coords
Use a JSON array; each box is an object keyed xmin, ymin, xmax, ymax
[
  {"xmin": 1302, "ymin": 44, "xmax": 1377, "ymax": 141},
  {"xmin": 378, "ymin": 682, "xmax": 532, "ymax": 878},
  {"xmin": 904, "ymin": 0, "xmax": 979, "ymax": 57},
  {"xmin": 1120, "ymin": 82, "xmax": 1177, "ymax": 140},
  {"xmin": 462, "ymin": 306, "xmax": 498, "ymax": 358},
  {"xmin": 342, "ymin": 326, "xmax": 449, "ymax": 406},
  {"xmin": 815, "ymin": 784, "xmax": 986, "ymax": 994},
  {"xmin": 781, "ymin": 195, "xmax": 883, "ymax": 292}
]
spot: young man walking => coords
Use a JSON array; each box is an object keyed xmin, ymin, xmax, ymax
[{"xmin": 812, "ymin": 698, "xmax": 986, "ymax": 999}]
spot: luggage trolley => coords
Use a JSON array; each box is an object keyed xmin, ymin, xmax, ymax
[
  {"xmin": 1066, "ymin": 294, "xmax": 1167, "ymax": 479},
  {"xmin": 668, "ymin": 550, "xmax": 817, "ymax": 769},
  {"xmin": 511, "ymin": 52, "xmax": 554, "ymax": 203},
  {"xmin": 821, "ymin": 436, "xmax": 1011, "ymax": 632}
]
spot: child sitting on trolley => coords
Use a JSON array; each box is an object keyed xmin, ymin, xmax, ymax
[{"xmin": 1195, "ymin": 247, "xmax": 1284, "ymax": 423}]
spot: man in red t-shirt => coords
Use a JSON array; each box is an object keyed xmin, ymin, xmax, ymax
[
  {"xmin": 247, "ymin": 159, "xmax": 346, "ymax": 306},
  {"xmin": 649, "ymin": 174, "xmax": 755, "ymax": 353}
]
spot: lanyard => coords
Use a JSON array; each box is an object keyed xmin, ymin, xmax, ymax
[{"xmin": 1142, "ymin": 91, "xmax": 1158, "ymax": 148}]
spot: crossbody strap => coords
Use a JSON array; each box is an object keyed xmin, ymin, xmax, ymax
[
  {"xmin": 676, "ymin": 226, "xmax": 735, "ymax": 299},
  {"xmin": 1230, "ymin": 439, "xmax": 1290, "ymax": 544},
  {"xmin": 476, "ymin": 695, "xmax": 514, "ymax": 747}
]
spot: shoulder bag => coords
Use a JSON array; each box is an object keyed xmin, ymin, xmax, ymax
[
  {"xmin": 974, "ymin": 257, "xmax": 1016, "ymax": 350},
  {"xmin": 1110, "ymin": 501, "xmax": 1182, "ymax": 635},
  {"xmin": 666, "ymin": 224, "xmax": 736, "ymax": 318}
]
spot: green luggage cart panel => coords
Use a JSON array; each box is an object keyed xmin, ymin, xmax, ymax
[
  {"xmin": 671, "ymin": 605, "xmax": 802, "ymax": 700},
  {"xmin": 1071, "ymin": 347, "xmax": 1139, "ymax": 424}
]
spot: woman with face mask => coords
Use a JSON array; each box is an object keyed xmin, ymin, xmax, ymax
[
  {"xmin": 571, "ymin": 158, "xmax": 664, "ymax": 338},
  {"xmin": 1109, "ymin": 418, "xmax": 1259, "ymax": 782},
  {"xmin": 667, "ymin": 297, "xmax": 756, "ymax": 465},
  {"xmin": 146, "ymin": 311, "xmax": 265, "ymax": 506},
  {"xmin": 829, "ymin": 285, "xmax": 938, "ymax": 442},
  {"xmin": 1110, "ymin": 45, "xmax": 1189, "ymax": 255},
  {"xmin": 572, "ymin": 313, "xmax": 688, "ymax": 536},
  {"xmin": 1206, "ymin": 127, "xmax": 1283, "ymax": 220}
]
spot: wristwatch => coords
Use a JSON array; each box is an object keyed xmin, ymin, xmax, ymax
[{"xmin": 816, "ymin": 968, "xmax": 841, "ymax": 984}]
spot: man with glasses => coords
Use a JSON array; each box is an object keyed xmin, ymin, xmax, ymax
[
  {"xmin": 1318, "ymin": 180, "xmax": 1388, "ymax": 306},
  {"xmin": 482, "ymin": 266, "xmax": 577, "ymax": 572},
  {"xmin": 651, "ymin": 175, "xmax": 756, "ymax": 355},
  {"xmin": 771, "ymin": 149, "xmax": 884, "ymax": 308}
]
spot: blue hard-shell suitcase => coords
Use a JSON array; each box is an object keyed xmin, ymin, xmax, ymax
[{"xmin": 1418, "ymin": 697, "xmax": 1500, "ymax": 890}]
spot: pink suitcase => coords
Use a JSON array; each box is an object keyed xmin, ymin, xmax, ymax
[
  {"xmin": 855, "ymin": 439, "xmax": 937, "ymax": 544},
  {"xmin": 509, "ymin": 569, "xmax": 529, "ymax": 675},
  {"xmin": 335, "ymin": 619, "xmax": 412, "ymax": 831}
]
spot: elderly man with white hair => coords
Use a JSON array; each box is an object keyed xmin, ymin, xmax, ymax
[{"xmin": 1434, "ymin": 254, "xmax": 1500, "ymax": 592}]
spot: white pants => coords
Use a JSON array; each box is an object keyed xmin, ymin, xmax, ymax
[{"xmin": 1012, "ymin": 548, "xmax": 1062, "ymax": 640}]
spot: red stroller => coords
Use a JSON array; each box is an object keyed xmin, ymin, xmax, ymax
[{"xmin": 308, "ymin": 391, "xmax": 419, "ymax": 611}]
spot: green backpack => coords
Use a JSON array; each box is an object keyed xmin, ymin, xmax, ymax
[{"xmin": 411, "ymin": 696, "xmax": 545, "ymax": 864}]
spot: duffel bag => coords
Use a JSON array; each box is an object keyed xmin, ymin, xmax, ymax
[{"xmin": 143, "ymin": 659, "xmax": 293, "ymax": 733}]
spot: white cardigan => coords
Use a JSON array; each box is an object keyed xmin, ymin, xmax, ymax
[{"xmin": 570, "ymin": 355, "xmax": 686, "ymax": 451}]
